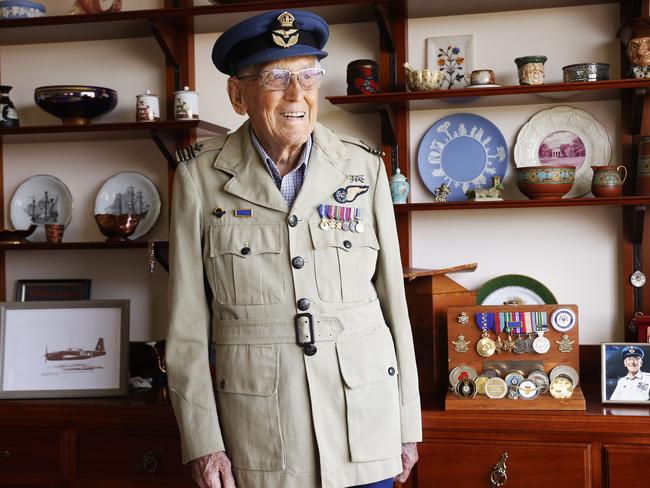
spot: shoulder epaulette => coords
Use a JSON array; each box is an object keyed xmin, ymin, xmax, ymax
[
  {"xmin": 175, "ymin": 143, "xmax": 204, "ymax": 163},
  {"xmin": 175, "ymin": 134, "xmax": 229, "ymax": 163},
  {"xmin": 339, "ymin": 135, "xmax": 385, "ymax": 157}
]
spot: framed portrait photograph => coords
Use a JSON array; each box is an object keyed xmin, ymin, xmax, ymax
[
  {"xmin": 0, "ymin": 300, "xmax": 129, "ymax": 399},
  {"xmin": 15, "ymin": 279, "xmax": 91, "ymax": 302},
  {"xmin": 602, "ymin": 342, "xmax": 650, "ymax": 404}
]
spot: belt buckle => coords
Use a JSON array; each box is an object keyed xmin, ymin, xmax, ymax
[{"xmin": 295, "ymin": 313, "xmax": 317, "ymax": 356}]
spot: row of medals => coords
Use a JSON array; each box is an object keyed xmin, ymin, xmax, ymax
[
  {"xmin": 319, "ymin": 216, "xmax": 365, "ymax": 233},
  {"xmin": 449, "ymin": 364, "xmax": 579, "ymax": 400},
  {"xmin": 475, "ymin": 329, "xmax": 551, "ymax": 357}
]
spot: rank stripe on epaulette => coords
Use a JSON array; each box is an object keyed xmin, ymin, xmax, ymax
[
  {"xmin": 340, "ymin": 138, "xmax": 385, "ymax": 157},
  {"xmin": 175, "ymin": 143, "xmax": 204, "ymax": 163}
]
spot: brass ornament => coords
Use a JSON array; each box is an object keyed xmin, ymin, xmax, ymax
[{"xmin": 452, "ymin": 335, "xmax": 470, "ymax": 353}]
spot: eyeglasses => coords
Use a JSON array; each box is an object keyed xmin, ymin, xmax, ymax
[{"xmin": 238, "ymin": 67, "xmax": 325, "ymax": 91}]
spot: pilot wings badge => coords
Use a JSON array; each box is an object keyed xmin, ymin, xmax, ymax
[
  {"xmin": 333, "ymin": 185, "xmax": 369, "ymax": 203},
  {"xmin": 271, "ymin": 11, "xmax": 299, "ymax": 48}
]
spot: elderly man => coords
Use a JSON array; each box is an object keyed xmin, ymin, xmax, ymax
[
  {"xmin": 610, "ymin": 346, "xmax": 650, "ymax": 401},
  {"xmin": 166, "ymin": 9, "xmax": 421, "ymax": 488}
]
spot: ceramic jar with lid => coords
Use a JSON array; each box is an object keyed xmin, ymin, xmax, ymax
[
  {"xmin": 0, "ymin": 85, "xmax": 19, "ymax": 127},
  {"xmin": 174, "ymin": 86, "xmax": 199, "ymax": 120},
  {"xmin": 346, "ymin": 59, "xmax": 380, "ymax": 95},
  {"xmin": 389, "ymin": 167, "xmax": 410, "ymax": 204},
  {"xmin": 136, "ymin": 90, "xmax": 160, "ymax": 122}
]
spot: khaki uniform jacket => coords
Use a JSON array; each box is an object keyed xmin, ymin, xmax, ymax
[{"xmin": 167, "ymin": 121, "xmax": 422, "ymax": 488}]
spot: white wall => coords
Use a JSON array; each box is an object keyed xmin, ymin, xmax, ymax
[
  {"xmin": 0, "ymin": 2, "xmax": 625, "ymax": 344},
  {"xmin": 408, "ymin": 3, "xmax": 623, "ymax": 343}
]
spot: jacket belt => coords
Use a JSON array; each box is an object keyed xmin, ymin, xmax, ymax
[{"xmin": 212, "ymin": 300, "xmax": 386, "ymax": 345}]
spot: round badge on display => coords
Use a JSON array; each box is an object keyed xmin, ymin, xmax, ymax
[
  {"xmin": 631, "ymin": 270, "xmax": 646, "ymax": 288},
  {"xmin": 474, "ymin": 376, "xmax": 488, "ymax": 395},
  {"xmin": 550, "ymin": 308, "xmax": 577, "ymax": 333},
  {"xmin": 449, "ymin": 365, "xmax": 477, "ymax": 388},
  {"xmin": 485, "ymin": 377, "xmax": 508, "ymax": 399},
  {"xmin": 455, "ymin": 379, "xmax": 477, "ymax": 399},
  {"xmin": 504, "ymin": 371, "xmax": 525, "ymax": 389},
  {"xmin": 549, "ymin": 375, "xmax": 574, "ymax": 399},
  {"xmin": 549, "ymin": 365, "xmax": 580, "ymax": 388},
  {"xmin": 517, "ymin": 379, "xmax": 540, "ymax": 400},
  {"xmin": 528, "ymin": 371, "xmax": 550, "ymax": 394},
  {"xmin": 532, "ymin": 332, "xmax": 551, "ymax": 354}
]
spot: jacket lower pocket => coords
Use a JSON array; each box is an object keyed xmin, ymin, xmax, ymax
[
  {"xmin": 215, "ymin": 344, "xmax": 284, "ymax": 471},
  {"xmin": 337, "ymin": 328, "xmax": 402, "ymax": 462}
]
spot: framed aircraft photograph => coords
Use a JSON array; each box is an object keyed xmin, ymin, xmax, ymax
[
  {"xmin": 602, "ymin": 342, "xmax": 650, "ymax": 404},
  {"xmin": 0, "ymin": 300, "xmax": 129, "ymax": 399},
  {"xmin": 15, "ymin": 279, "xmax": 91, "ymax": 302}
]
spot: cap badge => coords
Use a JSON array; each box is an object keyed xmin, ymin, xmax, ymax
[{"xmin": 271, "ymin": 11, "xmax": 299, "ymax": 48}]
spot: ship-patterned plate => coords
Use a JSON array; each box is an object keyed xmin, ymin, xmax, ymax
[
  {"xmin": 417, "ymin": 113, "xmax": 508, "ymax": 202},
  {"xmin": 94, "ymin": 172, "xmax": 161, "ymax": 240},
  {"xmin": 10, "ymin": 174, "xmax": 73, "ymax": 242}
]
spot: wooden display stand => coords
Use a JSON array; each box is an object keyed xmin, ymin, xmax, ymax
[
  {"xmin": 445, "ymin": 304, "xmax": 586, "ymax": 411},
  {"xmin": 404, "ymin": 264, "xmax": 477, "ymax": 396}
]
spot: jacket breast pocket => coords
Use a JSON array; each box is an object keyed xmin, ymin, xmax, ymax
[
  {"xmin": 209, "ymin": 224, "xmax": 285, "ymax": 305},
  {"xmin": 215, "ymin": 344, "xmax": 284, "ymax": 471},
  {"xmin": 337, "ymin": 328, "xmax": 401, "ymax": 462},
  {"xmin": 309, "ymin": 220, "xmax": 380, "ymax": 303}
]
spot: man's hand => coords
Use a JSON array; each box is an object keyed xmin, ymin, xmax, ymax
[
  {"xmin": 394, "ymin": 442, "xmax": 419, "ymax": 483},
  {"xmin": 190, "ymin": 451, "xmax": 236, "ymax": 488}
]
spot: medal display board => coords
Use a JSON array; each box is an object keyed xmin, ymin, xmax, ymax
[{"xmin": 446, "ymin": 304, "xmax": 585, "ymax": 411}]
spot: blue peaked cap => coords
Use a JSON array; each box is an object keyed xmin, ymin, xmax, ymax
[
  {"xmin": 212, "ymin": 9, "xmax": 329, "ymax": 75},
  {"xmin": 622, "ymin": 345, "xmax": 645, "ymax": 360}
]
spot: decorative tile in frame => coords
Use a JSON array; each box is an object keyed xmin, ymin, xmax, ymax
[
  {"xmin": 602, "ymin": 342, "xmax": 650, "ymax": 404},
  {"xmin": 0, "ymin": 300, "xmax": 129, "ymax": 399},
  {"xmin": 426, "ymin": 35, "xmax": 473, "ymax": 90}
]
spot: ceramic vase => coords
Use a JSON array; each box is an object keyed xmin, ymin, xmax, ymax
[
  {"xmin": 514, "ymin": 56, "xmax": 547, "ymax": 85},
  {"xmin": 591, "ymin": 165, "xmax": 627, "ymax": 197},
  {"xmin": 0, "ymin": 85, "xmax": 19, "ymax": 127},
  {"xmin": 390, "ymin": 167, "xmax": 410, "ymax": 204}
]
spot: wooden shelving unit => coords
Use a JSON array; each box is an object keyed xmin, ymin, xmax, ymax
[
  {"xmin": 0, "ymin": 241, "xmax": 150, "ymax": 251},
  {"xmin": 393, "ymin": 196, "xmax": 650, "ymax": 212},
  {"xmin": 327, "ymin": 79, "xmax": 650, "ymax": 111}
]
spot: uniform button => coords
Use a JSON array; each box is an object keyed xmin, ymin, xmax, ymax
[
  {"xmin": 303, "ymin": 344, "xmax": 317, "ymax": 356},
  {"xmin": 292, "ymin": 256, "xmax": 305, "ymax": 269},
  {"xmin": 297, "ymin": 298, "xmax": 310, "ymax": 311},
  {"xmin": 241, "ymin": 247, "xmax": 251, "ymax": 255},
  {"xmin": 343, "ymin": 240, "xmax": 352, "ymax": 249},
  {"xmin": 288, "ymin": 215, "xmax": 298, "ymax": 227},
  {"xmin": 388, "ymin": 367, "xmax": 396, "ymax": 376}
]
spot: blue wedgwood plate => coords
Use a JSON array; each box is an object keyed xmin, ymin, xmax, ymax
[{"xmin": 417, "ymin": 113, "xmax": 509, "ymax": 202}]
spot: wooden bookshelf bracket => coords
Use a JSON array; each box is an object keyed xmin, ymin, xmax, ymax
[
  {"xmin": 150, "ymin": 130, "xmax": 178, "ymax": 169},
  {"xmin": 373, "ymin": 2, "xmax": 396, "ymax": 91},
  {"xmin": 149, "ymin": 18, "xmax": 182, "ymax": 90},
  {"xmin": 378, "ymin": 106, "xmax": 398, "ymax": 173}
]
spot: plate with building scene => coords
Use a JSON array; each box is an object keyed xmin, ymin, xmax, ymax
[
  {"xmin": 417, "ymin": 113, "xmax": 508, "ymax": 202},
  {"xmin": 94, "ymin": 172, "xmax": 161, "ymax": 240},
  {"xmin": 10, "ymin": 175, "xmax": 73, "ymax": 242},
  {"xmin": 513, "ymin": 106, "xmax": 611, "ymax": 198}
]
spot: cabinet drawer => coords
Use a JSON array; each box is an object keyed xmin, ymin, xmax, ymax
[
  {"xmin": 0, "ymin": 428, "xmax": 68, "ymax": 484},
  {"xmin": 77, "ymin": 429, "xmax": 191, "ymax": 485},
  {"xmin": 417, "ymin": 439, "xmax": 591, "ymax": 488},
  {"xmin": 604, "ymin": 443, "xmax": 650, "ymax": 488}
]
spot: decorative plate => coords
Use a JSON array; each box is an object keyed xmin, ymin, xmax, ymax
[
  {"xmin": 477, "ymin": 274, "xmax": 557, "ymax": 305},
  {"xmin": 94, "ymin": 172, "xmax": 161, "ymax": 240},
  {"xmin": 425, "ymin": 34, "xmax": 473, "ymax": 90},
  {"xmin": 417, "ymin": 113, "xmax": 508, "ymax": 202},
  {"xmin": 513, "ymin": 106, "xmax": 611, "ymax": 198},
  {"xmin": 10, "ymin": 175, "xmax": 73, "ymax": 242}
]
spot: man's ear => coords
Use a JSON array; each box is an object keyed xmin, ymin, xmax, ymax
[{"xmin": 227, "ymin": 77, "xmax": 248, "ymax": 115}]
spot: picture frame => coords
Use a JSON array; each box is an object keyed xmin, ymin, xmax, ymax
[
  {"xmin": 15, "ymin": 279, "xmax": 91, "ymax": 302},
  {"xmin": 0, "ymin": 300, "xmax": 129, "ymax": 399},
  {"xmin": 601, "ymin": 342, "xmax": 650, "ymax": 404}
]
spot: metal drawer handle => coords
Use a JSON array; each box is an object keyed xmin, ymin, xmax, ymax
[
  {"xmin": 490, "ymin": 452, "xmax": 508, "ymax": 487},
  {"xmin": 0, "ymin": 450, "xmax": 9, "ymax": 458},
  {"xmin": 137, "ymin": 446, "xmax": 162, "ymax": 473}
]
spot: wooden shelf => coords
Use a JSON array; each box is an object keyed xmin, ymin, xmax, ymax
[
  {"xmin": 0, "ymin": 120, "xmax": 228, "ymax": 144},
  {"xmin": 0, "ymin": 241, "xmax": 150, "ymax": 251},
  {"xmin": 394, "ymin": 196, "xmax": 650, "ymax": 212},
  {"xmin": 407, "ymin": 0, "xmax": 618, "ymax": 18},
  {"xmin": 327, "ymin": 79, "xmax": 650, "ymax": 112},
  {"xmin": 0, "ymin": 0, "xmax": 376, "ymax": 45}
]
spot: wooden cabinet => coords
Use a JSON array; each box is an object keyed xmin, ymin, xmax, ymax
[
  {"xmin": 0, "ymin": 388, "xmax": 193, "ymax": 488},
  {"xmin": 604, "ymin": 444, "xmax": 650, "ymax": 488}
]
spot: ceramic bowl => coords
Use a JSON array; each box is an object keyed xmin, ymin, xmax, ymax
[
  {"xmin": 94, "ymin": 213, "xmax": 141, "ymax": 242},
  {"xmin": 562, "ymin": 63, "xmax": 610, "ymax": 82},
  {"xmin": 0, "ymin": 225, "xmax": 36, "ymax": 244},
  {"xmin": 516, "ymin": 166, "xmax": 576, "ymax": 200},
  {"xmin": 404, "ymin": 63, "xmax": 442, "ymax": 91},
  {"xmin": 0, "ymin": 0, "xmax": 45, "ymax": 18},
  {"xmin": 34, "ymin": 85, "xmax": 118, "ymax": 125}
]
